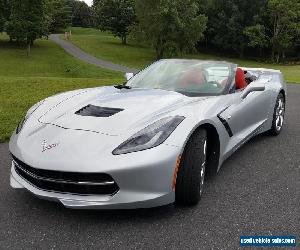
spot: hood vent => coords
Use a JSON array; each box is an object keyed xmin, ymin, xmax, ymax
[{"xmin": 75, "ymin": 105, "xmax": 123, "ymax": 117}]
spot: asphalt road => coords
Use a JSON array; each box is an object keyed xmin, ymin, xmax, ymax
[
  {"xmin": 0, "ymin": 84, "xmax": 299, "ymax": 249},
  {"xmin": 49, "ymin": 34, "xmax": 138, "ymax": 73}
]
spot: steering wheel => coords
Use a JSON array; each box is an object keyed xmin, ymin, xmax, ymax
[{"xmin": 206, "ymin": 81, "xmax": 223, "ymax": 89}]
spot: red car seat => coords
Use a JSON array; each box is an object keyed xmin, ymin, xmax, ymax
[{"xmin": 235, "ymin": 68, "xmax": 247, "ymax": 89}]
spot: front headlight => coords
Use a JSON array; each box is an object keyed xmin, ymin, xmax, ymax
[
  {"xmin": 16, "ymin": 100, "xmax": 45, "ymax": 134},
  {"xmin": 112, "ymin": 116, "xmax": 185, "ymax": 155}
]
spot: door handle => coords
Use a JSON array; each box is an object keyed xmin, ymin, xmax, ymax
[{"xmin": 242, "ymin": 86, "xmax": 265, "ymax": 99}]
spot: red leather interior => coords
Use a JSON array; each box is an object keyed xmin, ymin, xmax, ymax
[{"xmin": 235, "ymin": 68, "xmax": 247, "ymax": 89}]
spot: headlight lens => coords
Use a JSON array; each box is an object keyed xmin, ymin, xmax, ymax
[
  {"xmin": 112, "ymin": 116, "xmax": 185, "ymax": 155},
  {"xmin": 16, "ymin": 100, "xmax": 45, "ymax": 134}
]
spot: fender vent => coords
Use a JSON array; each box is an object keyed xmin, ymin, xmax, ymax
[{"xmin": 75, "ymin": 105, "xmax": 123, "ymax": 117}]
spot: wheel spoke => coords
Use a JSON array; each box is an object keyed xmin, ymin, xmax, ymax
[
  {"xmin": 275, "ymin": 97, "xmax": 285, "ymax": 131},
  {"xmin": 199, "ymin": 139, "xmax": 207, "ymax": 193},
  {"xmin": 203, "ymin": 140, "xmax": 207, "ymax": 156},
  {"xmin": 276, "ymin": 116, "xmax": 280, "ymax": 126},
  {"xmin": 280, "ymin": 115, "xmax": 284, "ymax": 127}
]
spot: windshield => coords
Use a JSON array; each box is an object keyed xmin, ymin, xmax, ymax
[{"xmin": 127, "ymin": 60, "xmax": 235, "ymax": 96}]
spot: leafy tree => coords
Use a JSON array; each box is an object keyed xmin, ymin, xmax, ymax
[
  {"xmin": 94, "ymin": 0, "xmax": 135, "ymax": 44},
  {"xmin": 0, "ymin": 0, "xmax": 10, "ymax": 32},
  {"xmin": 46, "ymin": 0, "xmax": 72, "ymax": 32},
  {"xmin": 6, "ymin": 0, "xmax": 47, "ymax": 55},
  {"xmin": 244, "ymin": 24, "xmax": 268, "ymax": 56},
  {"xmin": 267, "ymin": 0, "xmax": 300, "ymax": 62},
  {"xmin": 0, "ymin": 0, "xmax": 5, "ymax": 32},
  {"xmin": 201, "ymin": 0, "xmax": 267, "ymax": 57},
  {"xmin": 135, "ymin": 0, "xmax": 207, "ymax": 59},
  {"xmin": 67, "ymin": 0, "xmax": 92, "ymax": 27},
  {"xmin": 176, "ymin": 0, "xmax": 207, "ymax": 54}
]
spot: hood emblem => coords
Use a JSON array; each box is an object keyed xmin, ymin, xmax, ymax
[{"xmin": 42, "ymin": 140, "xmax": 59, "ymax": 152}]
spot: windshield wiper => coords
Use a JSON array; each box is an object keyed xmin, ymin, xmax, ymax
[{"xmin": 114, "ymin": 83, "xmax": 132, "ymax": 89}]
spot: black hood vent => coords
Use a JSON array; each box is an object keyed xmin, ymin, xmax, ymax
[{"xmin": 75, "ymin": 105, "xmax": 123, "ymax": 117}]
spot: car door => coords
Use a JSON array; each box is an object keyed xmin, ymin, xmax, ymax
[{"xmin": 219, "ymin": 82, "xmax": 271, "ymax": 146}]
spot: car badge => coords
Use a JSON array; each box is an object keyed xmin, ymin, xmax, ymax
[{"xmin": 42, "ymin": 140, "xmax": 59, "ymax": 152}]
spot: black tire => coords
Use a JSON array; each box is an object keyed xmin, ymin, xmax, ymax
[
  {"xmin": 269, "ymin": 93, "xmax": 285, "ymax": 136},
  {"xmin": 175, "ymin": 128, "xmax": 207, "ymax": 206}
]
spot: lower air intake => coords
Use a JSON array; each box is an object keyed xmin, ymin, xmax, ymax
[{"xmin": 12, "ymin": 155, "xmax": 119, "ymax": 196}]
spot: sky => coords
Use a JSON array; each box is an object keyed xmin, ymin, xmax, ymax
[{"xmin": 83, "ymin": 0, "xmax": 92, "ymax": 6}]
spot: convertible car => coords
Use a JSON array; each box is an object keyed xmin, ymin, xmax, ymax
[{"xmin": 9, "ymin": 60, "xmax": 287, "ymax": 209}]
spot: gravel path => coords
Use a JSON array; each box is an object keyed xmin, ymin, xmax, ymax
[{"xmin": 49, "ymin": 34, "xmax": 138, "ymax": 73}]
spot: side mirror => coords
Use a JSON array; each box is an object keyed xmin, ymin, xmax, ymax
[
  {"xmin": 125, "ymin": 72, "xmax": 134, "ymax": 81},
  {"xmin": 242, "ymin": 85, "xmax": 265, "ymax": 99}
]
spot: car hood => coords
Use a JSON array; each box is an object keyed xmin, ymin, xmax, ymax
[{"xmin": 38, "ymin": 87, "xmax": 204, "ymax": 136}]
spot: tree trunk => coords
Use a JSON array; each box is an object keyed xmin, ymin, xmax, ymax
[
  {"xmin": 276, "ymin": 52, "xmax": 280, "ymax": 64},
  {"xmin": 156, "ymin": 47, "xmax": 164, "ymax": 60},
  {"xmin": 121, "ymin": 36, "xmax": 127, "ymax": 45},
  {"xmin": 156, "ymin": 48, "xmax": 160, "ymax": 60},
  {"xmin": 156, "ymin": 38, "xmax": 166, "ymax": 60},
  {"xmin": 271, "ymin": 45, "xmax": 275, "ymax": 62},
  {"xmin": 239, "ymin": 47, "xmax": 244, "ymax": 58},
  {"xmin": 282, "ymin": 50, "xmax": 285, "ymax": 63},
  {"xmin": 27, "ymin": 42, "xmax": 31, "ymax": 56}
]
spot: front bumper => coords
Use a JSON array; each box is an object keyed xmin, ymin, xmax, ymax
[
  {"xmin": 9, "ymin": 123, "xmax": 181, "ymax": 209},
  {"xmin": 10, "ymin": 162, "xmax": 175, "ymax": 209}
]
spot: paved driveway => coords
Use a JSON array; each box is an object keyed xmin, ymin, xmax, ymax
[
  {"xmin": 0, "ymin": 85, "xmax": 299, "ymax": 249},
  {"xmin": 49, "ymin": 34, "xmax": 138, "ymax": 73}
]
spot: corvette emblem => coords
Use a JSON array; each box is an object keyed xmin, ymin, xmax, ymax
[{"xmin": 42, "ymin": 140, "xmax": 59, "ymax": 152}]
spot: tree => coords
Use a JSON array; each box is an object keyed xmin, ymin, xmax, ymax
[
  {"xmin": 135, "ymin": 0, "xmax": 207, "ymax": 59},
  {"xmin": 46, "ymin": 0, "xmax": 72, "ymax": 32},
  {"xmin": 6, "ymin": 0, "xmax": 47, "ymax": 55},
  {"xmin": 0, "ymin": 0, "xmax": 10, "ymax": 32},
  {"xmin": 200, "ymin": 0, "xmax": 267, "ymax": 57},
  {"xmin": 94, "ymin": 0, "xmax": 135, "ymax": 44},
  {"xmin": 267, "ymin": 0, "xmax": 300, "ymax": 62},
  {"xmin": 176, "ymin": 0, "xmax": 207, "ymax": 54},
  {"xmin": 0, "ymin": 0, "xmax": 5, "ymax": 32},
  {"xmin": 68, "ymin": 0, "xmax": 92, "ymax": 27},
  {"xmin": 244, "ymin": 24, "xmax": 268, "ymax": 56}
]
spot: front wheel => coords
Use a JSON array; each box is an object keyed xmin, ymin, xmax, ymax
[
  {"xmin": 269, "ymin": 93, "xmax": 285, "ymax": 136},
  {"xmin": 175, "ymin": 129, "xmax": 207, "ymax": 206}
]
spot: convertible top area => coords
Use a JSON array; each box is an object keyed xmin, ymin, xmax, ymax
[
  {"xmin": 126, "ymin": 59, "xmax": 283, "ymax": 97},
  {"xmin": 127, "ymin": 59, "xmax": 237, "ymax": 96}
]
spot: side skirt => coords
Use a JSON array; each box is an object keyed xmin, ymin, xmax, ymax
[{"xmin": 222, "ymin": 121, "xmax": 267, "ymax": 163}]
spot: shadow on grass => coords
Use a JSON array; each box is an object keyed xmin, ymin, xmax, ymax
[{"xmin": 0, "ymin": 37, "xmax": 50, "ymax": 50}]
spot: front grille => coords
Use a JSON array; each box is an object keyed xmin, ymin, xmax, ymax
[
  {"xmin": 12, "ymin": 155, "xmax": 119, "ymax": 196},
  {"xmin": 75, "ymin": 105, "xmax": 123, "ymax": 117}
]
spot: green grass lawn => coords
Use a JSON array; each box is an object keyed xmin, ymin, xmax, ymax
[
  {"xmin": 69, "ymin": 27, "xmax": 300, "ymax": 83},
  {"xmin": 69, "ymin": 28, "xmax": 156, "ymax": 69},
  {"xmin": 0, "ymin": 33, "xmax": 123, "ymax": 142},
  {"xmin": 1, "ymin": 27, "xmax": 299, "ymax": 143}
]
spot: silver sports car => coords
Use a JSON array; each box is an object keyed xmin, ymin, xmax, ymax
[{"xmin": 9, "ymin": 60, "xmax": 287, "ymax": 209}]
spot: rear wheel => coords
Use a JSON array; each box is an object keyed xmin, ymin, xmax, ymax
[
  {"xmin": 269, "ymin": 93, "xmax": 285, "ymax": 136},
  {"xmin": 175, "ymin": 129, "xmax": 207, "ymax": 206}
]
